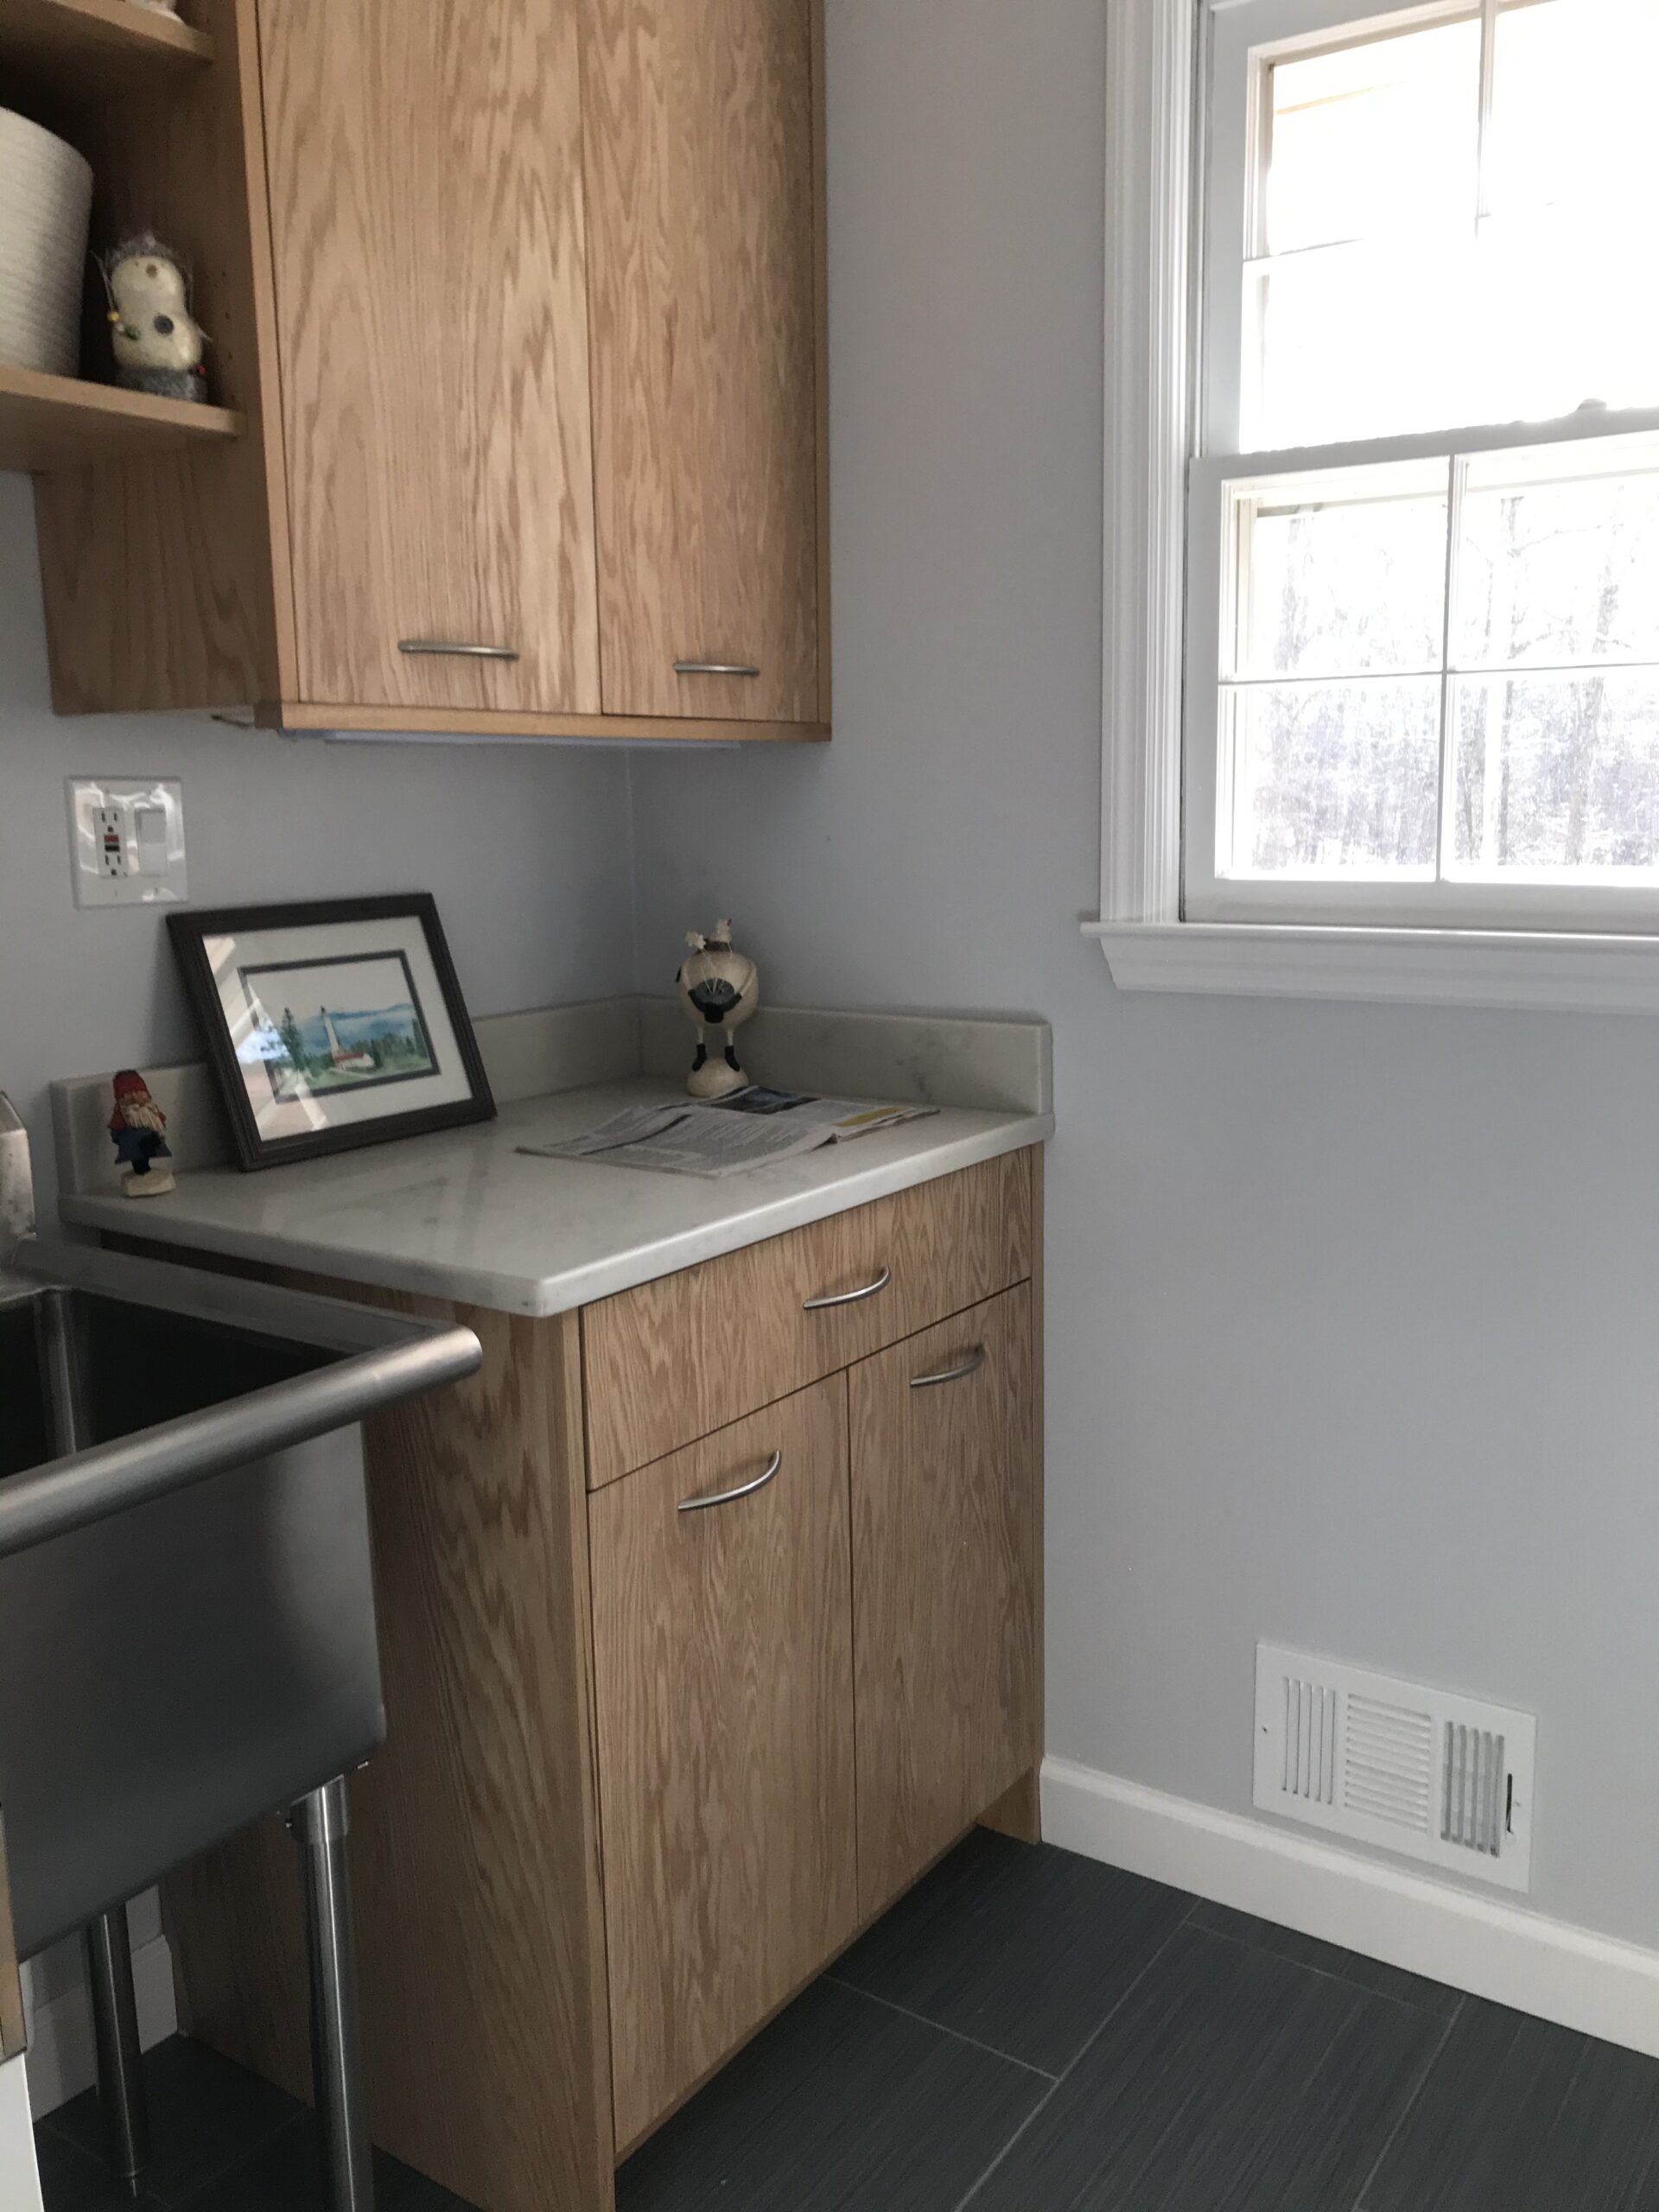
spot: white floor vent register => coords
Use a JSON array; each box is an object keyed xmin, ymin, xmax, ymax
[{"xmin": 1253, "ymin": 1643, "xmax": 1536, "ymax": 1893}]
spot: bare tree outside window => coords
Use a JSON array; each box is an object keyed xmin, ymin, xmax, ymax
[{"xmin": 1197, "ymin": 0, "xmax": 1659, "ymax": 912}]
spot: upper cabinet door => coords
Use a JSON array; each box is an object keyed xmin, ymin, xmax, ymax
[
  {"xmin": 257, "ymin": 0, "xmax": 602, "ymax": 715},
  {"xmin": 582, "ymin": 0, "xmax": 825, "ymax": 725}
]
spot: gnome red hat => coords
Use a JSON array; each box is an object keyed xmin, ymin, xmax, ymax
[{"xmin": 109, "ymin": 1070, "xmax": 156, "ymax": 1134}]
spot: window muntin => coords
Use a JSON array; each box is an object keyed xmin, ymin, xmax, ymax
[{"xmin": 1191, "ymin": 0, "xmax": 1659, "ymax": 927}]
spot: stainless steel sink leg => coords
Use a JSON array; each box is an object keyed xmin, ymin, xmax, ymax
[
  {"xmin": 85, "ymin": 1904, "xmax": 150, "ymax": 2190},
  {"xmin": 290, "ymin": 1777, "xmax": 374, "ymax": 2212}
]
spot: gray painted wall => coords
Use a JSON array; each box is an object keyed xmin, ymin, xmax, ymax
[
  {"xmin": 4, "ymin": 0, "xmax": 1657, "ymax": 2005},
  {"xmin": 631, "ymin": 0, "xmax": 1659, "ymax": 1951},
  {"xmin": 0, "ymin": 473, "xmax": 638, "ymax": 1221}
]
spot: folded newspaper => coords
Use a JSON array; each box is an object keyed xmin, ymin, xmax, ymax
[{"xmin": 518, "ymin": 1088, "xmax": 939, "ymax": 1179}]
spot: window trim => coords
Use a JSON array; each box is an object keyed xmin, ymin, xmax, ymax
[{"xmin": 1089, "ymin": 0, "xmax": 1659, "ymax": 1013}]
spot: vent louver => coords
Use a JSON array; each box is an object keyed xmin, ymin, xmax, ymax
[
  {"xmin": 1254, "ymin": 1644, "xmax": 1535, "ymax": 1892},
  {"xmin": 1443, "ymin": 1724, "xmax": 1507, "ymax": 1857}
]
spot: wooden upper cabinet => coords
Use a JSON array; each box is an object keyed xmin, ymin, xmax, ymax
[
  {"xmin": 582, "ymin": 0, "xmax": 826, "ymax": 726},
  {"xmin": 256, "ymin": 0, "xmax": 601, "ymax": 716},
  {"xmin": 849, "ymin": 1287, "xmax": 1039, "ymax": 1920}
]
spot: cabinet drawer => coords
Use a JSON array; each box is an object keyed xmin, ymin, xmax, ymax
[
  {"xmin": 850, "ymin": 1287, "xmax": 1038, "ymax": 1917},
  {"xmin": 590, "ymin": 1377, "xmax": 857, "ymax": 2152},
  {"xmin": 582, "ymin": 1150, "xmax": 1033, "ymax": 1488}
]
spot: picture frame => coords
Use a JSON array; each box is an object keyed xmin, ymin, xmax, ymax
[{"xmin": 168, "ymin": 894, "xmax": 496, "ymax": 1172}]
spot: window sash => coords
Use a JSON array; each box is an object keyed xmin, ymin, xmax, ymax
[
  {"xmin": 1185, "ymin": 407, "xmax": 1659, "ymax": 928},
  {"xmin": 1189, "ymin": 0, "xmax": 1659, "ymax": 931},
  {"xmin": 1205, "ymin": 0, "xmax": 1497, "ymax": 460}
]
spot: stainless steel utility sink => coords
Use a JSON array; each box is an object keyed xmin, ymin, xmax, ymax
[
  {"xmin": 0, "ymin": 1239, "xmax": 477, "ymax": 1960},
  {"xmin": 0, "ymin": 1235, "xmax": 480, "ymax": 2210}
]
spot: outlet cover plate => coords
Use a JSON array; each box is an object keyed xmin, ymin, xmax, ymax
[{"xmin": 67, "ymin": 778, "xmax": 188, "ymax": 908}]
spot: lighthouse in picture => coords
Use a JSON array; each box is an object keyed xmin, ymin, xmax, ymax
[{"xmin": 322, "ymin": 1007, "xmax": 376, "ymax": 1075}]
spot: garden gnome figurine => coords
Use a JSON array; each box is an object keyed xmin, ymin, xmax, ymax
[
  {"xmin": 108, "ymin": 1070, "xmax": 175, "ymax": 1197},
  {"xmin": 104, "ymin": 236, "xmax": 208, "ymax": 402},
  {"xmin": 678, "ymin": 918, "xmax": 759, "ymax": 1099}
]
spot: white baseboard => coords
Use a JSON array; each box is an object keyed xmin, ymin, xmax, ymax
[
  {"xmin": 1042, "ymin": 1754, "xmax": 1659, "ymax": 2060},
  {"xmin": 22, "ymin": 1934, "xmax": 178, "ymax": 2120}
]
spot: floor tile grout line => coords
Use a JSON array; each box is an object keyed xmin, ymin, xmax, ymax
[
  {"xmin": 1192, "ymin": 1916, "xmax": 1461, "ymax": 2018},
  {"xmin": 1349, "ymin": 1993, "xmax": 1468, "ymax": 2212},
  {"xmin": 818, "ymin": 1974, "xmax": 1058, "ymax": 2082},
  {"xmin": 944, "ymin": 1912, "xmax": 1198, "ymax": 2212},
  {"xmin": 165, "ymin": 2106, "xmax": 314, "ymax": 2212}
]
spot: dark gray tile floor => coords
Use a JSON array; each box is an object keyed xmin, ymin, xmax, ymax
[{"xmin": 35, "ymin": 1831, "xmax": 1659, "ymax": 2211}]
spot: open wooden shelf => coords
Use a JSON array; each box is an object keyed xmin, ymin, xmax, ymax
[
  {"xmin": 0, "ymin": 0, "xmax": 213, "ymax": 94},
  {"xmin": 0, "ymin": 361, "xmax": 243, "ymax": 472}
]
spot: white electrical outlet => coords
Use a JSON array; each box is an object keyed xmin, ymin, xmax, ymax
[{"xmin": 67, "ymin": 779, "xmax": 188, "ymax": 909}]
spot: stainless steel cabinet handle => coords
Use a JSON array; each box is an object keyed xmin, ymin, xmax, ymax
[
  {"xmin": 678, "ymin": 1448, "xmax": 783, "ymax": 1516},
  {"xmin": 910, "ymin": 1346, "xmax": 987, "ymax": 1389},
  {"xmin": 674, "ymin": 660, "xmax": 761, "ymax": 678},
  {"xmin": 802, "ymin": 1266, "xmax": 892, "ymax": 1313},
  {"xmin": 398, "ymin": 639, "xmax": 521, "ymax": 662}
]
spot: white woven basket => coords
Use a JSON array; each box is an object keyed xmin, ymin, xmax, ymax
[{"xmin": 0, "ymin": 108, "xmax": 94, "ymax": 378}]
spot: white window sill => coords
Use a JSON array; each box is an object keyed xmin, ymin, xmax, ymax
[{"xmin": 1085, "ymin": 922, "xmax": 1659, "ymax": 1015}]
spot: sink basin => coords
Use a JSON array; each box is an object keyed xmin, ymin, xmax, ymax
[
  {"xmin": 0, "ymin": 1238, "xmax": 479, "ymax": 1961},
  {"xmin": 0, "ymin": 1283, "xmax": 333, "ymax": 1483}
]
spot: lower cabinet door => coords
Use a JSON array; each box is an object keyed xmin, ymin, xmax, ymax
[
  {"xmin": 590, "ymin": 1374, "xmax": 858, "ymax": 2152},
  {"xmin": 849, "ymin": 1286, "xmax": 1038, "ymax": 1918}
]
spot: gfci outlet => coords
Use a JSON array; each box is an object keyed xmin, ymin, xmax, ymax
[{"xmin": 67, "ymin": 779, "xmax": 188, "ymax": 909}]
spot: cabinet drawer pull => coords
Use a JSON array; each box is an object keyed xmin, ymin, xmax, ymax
[
  {"xmin": 909, "ymin": 1346, "xmax": 986, "ymax": 1389},
  {"xmin": 802, "ymin": 1266, "xmax": 892, "ymax": 1313},
  {"xmin": 398, "ymin": 639, "xmax": 521, "ymax": 662},
  {"xmin": 677, "ymin": 1448, "xmax": 783, "ymax": 1515},
  {"xmin": 674, "ymin": 660, "xmax": 761, "ymax": 678}
]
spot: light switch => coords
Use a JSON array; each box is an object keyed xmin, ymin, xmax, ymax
[{"xmin": 67, "ymin": 779, "xmax": 188, "ymax": 908}]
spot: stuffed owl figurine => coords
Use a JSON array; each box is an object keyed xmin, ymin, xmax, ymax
[{"xmin": 104, "ymin": 236, "xmax": 208, "ymax": 402}]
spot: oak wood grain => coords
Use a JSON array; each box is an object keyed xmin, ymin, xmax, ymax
[
  {"xmin": 849, "ymin": 1286, "xmax": 1039, "ymax": 1919},
  {"xmin": 0, "ymin": 364, "xmax": 242, "ymax": 472},
  {"xmin": 582, "ymin": 1154, "xmax": 1033, "ymax": 1489},
  {"xmin": 590, "ymin": 1376, "xmax": 856, "ymax": 2152},
  {"xmin": 582, "ymin": 0, "xmax": 823, "ymax": 724},
  {"xmin": 257, "ymin": 0, "xmax": 601, "ymax": 717},
  {"xmin": 32, "ymin": 0, "xmax": 291, "ymax": 711},
  {"xmin": 0, "ymin": 1812, "xmax": 22, "ymax": 2064},
  {"xmin": 165, "ymin": 1290, "xmax": 615, "ymax": 2212},
  {"xmin": 980, "ymin": 1150, "xmax": 1045, "ymax": 1847},
  {"xmin": 978, "ymin": 1768, "xmax": 1042, "ymax": 1847},
  {"xmin": 808, "ymin": 0, "xmax": 831, "ymax": 724},
  {"xmin": 266, "ymin": 700, "xmax": 830, "ymax": 745},
  {"xmin": 0, "ymin": 0, "xmax": 213, "ymax": 88}
]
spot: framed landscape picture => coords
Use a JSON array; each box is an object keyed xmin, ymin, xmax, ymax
[{"xmin": 168, "ymin": 894, "xmax": 495, "ymax": 1171}]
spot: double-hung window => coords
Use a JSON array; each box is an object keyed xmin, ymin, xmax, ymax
[{"xmin": 1097, "ymin": 0, "xmax": 1659, "ymax": 1003}]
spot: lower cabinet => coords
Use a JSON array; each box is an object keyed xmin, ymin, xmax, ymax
[
  {"xmin": 850, "ymin": 1287, "xmax": 1038, "ymax": 1917},
  {"xmin": 589, "ymin": 1375, "xmax": 858, "ymax": 2152},
  {"xmin": 591, "ymin": 1282, "xmax": 1038, "ymax": 2148},
  {"xmin": 158, "ymin": 1152, "xmax": 1043, "ymax": 2209}
]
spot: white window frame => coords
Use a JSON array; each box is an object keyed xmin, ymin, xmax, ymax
[{"xmin": 1088, "ymin": 0, "xmax": 1659, "ymax": 1013}]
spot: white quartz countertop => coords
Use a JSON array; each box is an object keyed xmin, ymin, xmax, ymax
[{"xmin": 60, "ymin": 1077, "xmax": 1052, "ymax": 1318}]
